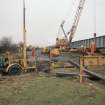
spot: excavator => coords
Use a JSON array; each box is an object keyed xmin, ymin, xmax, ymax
[{"xmin": 56, "ymin": 0, "xmax": 86, "ymax": 52}]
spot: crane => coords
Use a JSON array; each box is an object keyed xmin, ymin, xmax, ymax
[
  {"xmin": 55, "ymin": 21, "xmax": 68, "ymax": 51},
  {"xmin": 56, "ymin": 0, "xmax": 86, "ymax": 51}
]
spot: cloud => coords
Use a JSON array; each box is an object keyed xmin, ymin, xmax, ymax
[{"xmin": 0, "ymin": 0, "xmax": 104, "ymax": 47}]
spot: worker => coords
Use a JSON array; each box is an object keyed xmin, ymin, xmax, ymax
[
  {"xmin": 90, "ymin": 41, "xmax": 96, "ymax": 55},
  {"xmin": 81, "ymin": 45, "xmax": 85, "ymax": 55},
  {"xmin": 32, "ymin": 47, "xmax": 35, "ymax": 60}
]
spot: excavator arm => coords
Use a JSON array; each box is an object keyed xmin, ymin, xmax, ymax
[{"xmin": 60, "ymin": 20, "xmax": 68, "ymax": 40}]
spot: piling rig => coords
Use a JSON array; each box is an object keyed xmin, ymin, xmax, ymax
[{"xmin": 0, "ymin": 0, "xmax": 36, "ymax": 75}]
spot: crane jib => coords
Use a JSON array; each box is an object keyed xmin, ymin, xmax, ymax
[{"xmin": 68, "ymin": 0, "xmax": 86, "ymax": 45}]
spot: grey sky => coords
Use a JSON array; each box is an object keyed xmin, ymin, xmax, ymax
[{"xmin": 0, "ymin": 0, "xmax": 105, "ymax": 47}]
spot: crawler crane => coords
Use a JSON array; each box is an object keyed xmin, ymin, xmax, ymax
[{"xmin": 56, "ymin": 0, "xmax": 86, "ymax": 51}]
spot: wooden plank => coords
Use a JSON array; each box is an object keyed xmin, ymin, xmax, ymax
[
  {"xmin": 56, "ymin": 72, "xmax": 78, "ymax": 77},
  {"xmin": 68, "ymin": 60, "xmax": 105, "ymax": 83},
  {"xmin": 80, "ymin": 56, "xmax": 105, "ymax": 66}
]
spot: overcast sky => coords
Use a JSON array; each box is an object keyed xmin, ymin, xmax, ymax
[{"xmin": 0, "ymin": 0, "xmax": 105, "ymax": 47}]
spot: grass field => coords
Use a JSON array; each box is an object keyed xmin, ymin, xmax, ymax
[{"xmin": 0, "ymin": 73, "xmax": 105, "ymax": 105}]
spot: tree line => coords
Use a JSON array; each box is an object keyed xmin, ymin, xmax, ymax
[
  {"xmin": 0, "ymin": 37, "xmax": 18, "ymax": 54},
  {"xmin": 0, "ymin": 37, "xmax": 39, "ymax": 54}
]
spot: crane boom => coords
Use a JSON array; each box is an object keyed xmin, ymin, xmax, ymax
[
  {"xmin": 68, "ymin": 0, "xmax": 86, "ymax": 46},
  {"xmin": 60, "ymin": 21, "xmax": 68, "ymax": 40}
]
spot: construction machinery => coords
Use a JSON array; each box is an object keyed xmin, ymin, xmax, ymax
[
  {"xmin": 56, "ymin": 21, "xmax": 69, "ymax": 52},
  {"xmin": 0, "ymin": 0, "xmax": 36, "ymax": 75},
  {"xmin": 56, "ymin": 0, "xmax": 86, "ymax": 51},
  {"xmin": 41, "ymin": 46, "xmax": 60, "ymax": 57},
  {"xmin": 41, "ymin": 47, "xmax": 50, "ymax": 55},
  {"xmin": 50, "ymin": 48, "xmax": 60, "ymax": 57}
]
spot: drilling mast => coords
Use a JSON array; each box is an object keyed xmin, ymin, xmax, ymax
[{"xmin": 23, "ymin": 0, "xmax": 27, "ymax": 68}]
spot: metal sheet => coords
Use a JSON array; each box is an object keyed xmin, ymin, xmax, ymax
[{"xmin": 71, "ymin": 35, "xmax": 105, "ymax": 48}]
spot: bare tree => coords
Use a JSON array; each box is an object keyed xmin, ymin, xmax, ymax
[{"xmin": 0, "ymin": 37, "xmax": 18, "ymax": 54}]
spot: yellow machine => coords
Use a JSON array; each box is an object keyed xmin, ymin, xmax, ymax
[
  {"xmin": 0, "ymin": 48, "xmax": 35, "ymax": 75},
  {"xmin": 42, "ymin": 48, "xmax": 49, "ymax": 54},
  {"xmin": 56, "ymin": 37, "xmax": 69, "ymax": 52},
  {"xmin": 50, "ymin": 48, "xmax": 60, "ymax": 57},
  {"xmin": 56, "ymin": 0, "xmax": 86, "ymax": 51},
  {"xmin": 17, "ymin": 0, "xmax": 36, "ymax": 73},
  {"xmin": 56, "ymin": 21, "xmax": 69, "ymax": 52},
  {"xmin": 0, "ymin": 0, "xmax": 36, "ymax": 75}
]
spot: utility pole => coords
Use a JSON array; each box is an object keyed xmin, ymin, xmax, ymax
[
  {"xmin": 23, "ymin": 0, "xmax": 27, "ymax": 68},
  {"xmin": 93, "ymin": 0, "xmax": 96, "ymax": 43}
]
